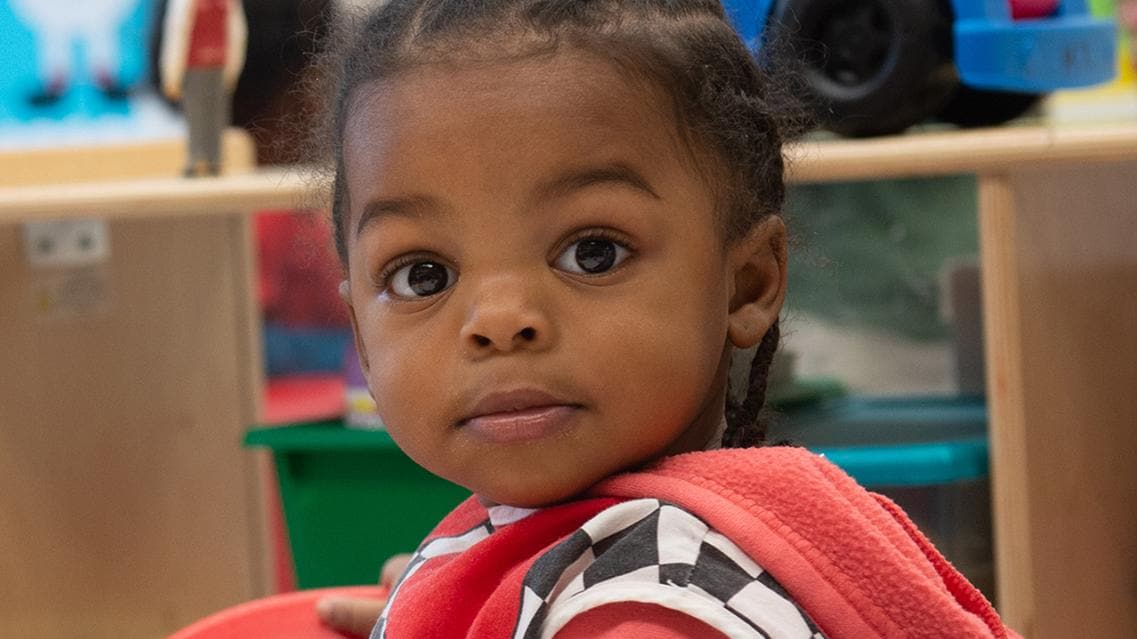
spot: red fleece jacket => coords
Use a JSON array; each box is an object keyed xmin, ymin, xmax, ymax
[{"xmin": 379, "ymin": 447, "xmax": 1020, "ymax": 638}]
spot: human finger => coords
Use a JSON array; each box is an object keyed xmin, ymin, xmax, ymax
[
  {"xmin": 380, "ymin": 553, "xmax": 413, "ymax": 587},
  {"xmin": 316, "ymin": 595, "xmax": 386, "ymax": 638}
]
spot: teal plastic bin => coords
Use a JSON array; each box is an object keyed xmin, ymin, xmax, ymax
[
  {"xmin": 769, "ymin": 396, "xmax": 995, "ymax": 600},
  {"xmin": 245, "ymin": 421, "xmax": 470, "ymax": 589}
]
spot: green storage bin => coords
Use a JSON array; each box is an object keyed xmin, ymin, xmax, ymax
[
  {"xmin": 245, "ymin": 421, "xmax": 470, "ymax": 588},
  {"xmin": 769, "ymin": 396, "xmax": 995, "ymax": 601}
]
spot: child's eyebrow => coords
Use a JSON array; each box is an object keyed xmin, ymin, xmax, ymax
[
  {"xmin": 355, "ymin": 194, "xmax": 437, "ymax": 238},
  {"xmin": 536, "ymin": 164, "xmax": 661, "ymax": 203},
  {"xmin": 355, "ymin": 164, "xmax": 659, "ymax": 238}
]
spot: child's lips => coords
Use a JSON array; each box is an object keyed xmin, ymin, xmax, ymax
[{"xmin": 458, "ymin": 389, "xmax": 581, "ymax": 443}]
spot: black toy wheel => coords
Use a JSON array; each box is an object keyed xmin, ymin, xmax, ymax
[
  {"xmin": 769, "ymin": 0, "xmax": 957, "ymax": 137},
  {"xmin": 937, "ymin": 86, "xmax": 1044, "ymax": 128}
]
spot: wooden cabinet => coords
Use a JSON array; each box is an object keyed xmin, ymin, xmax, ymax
[
  {"xmin": 793, "ymin": 124, "xmax": 1137, "ymax": 639},
  {"xmin": 0, "ymin": 133, "xmax": 275, "ymax": 637}
]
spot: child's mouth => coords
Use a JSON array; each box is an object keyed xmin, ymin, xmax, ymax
[{"xmin": 458, "ymin": 389, "xmax": 581, "ymax": 444}]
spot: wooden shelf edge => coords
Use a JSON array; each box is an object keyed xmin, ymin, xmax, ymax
[
  {"xmin": 787, "ymin": 122, "xmax": 1137, "ymax": 183},
  {"xmin": 3, "ymin": 123, "xmax": 1137, "ymax": 222},
  {"xmin": 0, "ymin": 168, "xmax": 322, "ymax": 222}
]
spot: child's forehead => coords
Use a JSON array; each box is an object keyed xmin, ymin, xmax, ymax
[
  {"xmin": 339, "ymin": 50, "xmax": 706, "ymax": 208},
  {"xmin": 343, "ymin": 50, "xmax": 679, "ymax": 150}
]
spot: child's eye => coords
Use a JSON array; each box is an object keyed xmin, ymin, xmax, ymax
[
  {"xmin": 554, "ymin": 237, "xmax": 631, "ymax": 275},
  {"xmin": 386, "ymin": 260, "xmax": 457, "ymax": 298}
]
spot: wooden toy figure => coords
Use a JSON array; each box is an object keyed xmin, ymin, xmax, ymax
[{"xmin": 160, "ymin": 0, "xmax": 247, "ymax": 177}]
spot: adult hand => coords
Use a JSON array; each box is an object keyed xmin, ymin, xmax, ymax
[{"xmin": 316, "ymin": 554, "xmax": 413, "ymax": 637}]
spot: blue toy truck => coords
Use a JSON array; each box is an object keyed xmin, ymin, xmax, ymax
[{"xmin": 725, "ymin": 0, "xmax": 1117, "ymax": 136}]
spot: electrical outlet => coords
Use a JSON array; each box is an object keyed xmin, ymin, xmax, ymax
[{"xmin": 23, "ymin": 219, "xmax": 111, "ymax": 269}]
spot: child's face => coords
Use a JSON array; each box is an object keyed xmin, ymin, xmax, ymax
[{"xmin": 340, "ymin": 51, "xmax": 782, "ymax": 507}]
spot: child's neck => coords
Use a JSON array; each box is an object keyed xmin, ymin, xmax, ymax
[{"xmin": 475, "ymin": 416, "xmax": 727, "ymax": 509}]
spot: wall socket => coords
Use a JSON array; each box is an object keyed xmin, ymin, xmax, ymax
[{"xmin": 23, "ymin": 219, "xmax": 111, "ymax": 269}]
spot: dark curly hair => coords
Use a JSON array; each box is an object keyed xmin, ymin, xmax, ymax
[{"xmin": 314, "ymin": 0, "xmax": 799, "ymax": 448}]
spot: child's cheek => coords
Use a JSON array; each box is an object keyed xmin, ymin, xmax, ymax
[{"xmin": 360, "ymin": 309, "xmax": 453, "ymax": 428}]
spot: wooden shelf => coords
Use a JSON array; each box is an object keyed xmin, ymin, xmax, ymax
[
  {"xmin": 0, "ymin": 168, "xmax": 315, "ymax": 222},
  {"xmin": 788, "ymin": 121, "xmax": 1137, "ymax": 182},
  {"xmin": 0, "ymin": 133, "xmax": 270, "ymax": 637},
  {"xmin": 5, "ymin": 122, "xmax": 1137, "ymax": 223}
]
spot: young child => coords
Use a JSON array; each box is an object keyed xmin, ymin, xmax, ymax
[{"xmin": 313, "ymin": 1, "xmax": 1019, "ymax": 637}]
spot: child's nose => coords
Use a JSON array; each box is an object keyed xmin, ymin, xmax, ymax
[{"xmin": 459, "ymin": 283, "xmax": 553, "ymax": 356}]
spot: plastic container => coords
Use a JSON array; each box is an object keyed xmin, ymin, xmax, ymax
[
  {"xmin": 768, "ymin": 396, "xmax": 995, "ymax": 600},
  {"xmin": 245, "ymin": 421, "xmax": 470, "ymax": 588}
]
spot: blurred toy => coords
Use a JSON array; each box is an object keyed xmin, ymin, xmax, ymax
[
  {"xmin": 160, "ymin": 0, "xmax": 247, "ymax": 176},
  {"xmin": 725, "ymin": 0, "xmax": 1117, "ymax": 136},
  {"xmin": 256, "ymin": 210, "xmax": 353, "ymax": 377},
  {"xmin": 9, "ymin": 0, "xmax": 141, "ymax": 105},
  {"xmin": 1123, "ymin": 1, "xmax": 1137, "ymax": 70},
  {"xmin": 344, "ymin": 344, "xmax": 385, "ymax": 430}
]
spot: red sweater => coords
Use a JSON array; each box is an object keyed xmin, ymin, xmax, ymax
[
  {"xmin": 375, "ymin": 447, "xmax": 1019, "ymax": 638},
  {"xmin": 187, "ymin": 0, "xmax": 228, "ymax": 69}
]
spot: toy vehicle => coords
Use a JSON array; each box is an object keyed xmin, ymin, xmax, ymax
[{"xmin": 724, "ymin": 0, "xmax": 1117, "ymax": 136}]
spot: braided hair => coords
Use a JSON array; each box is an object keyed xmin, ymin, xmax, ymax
[{"xmin": 312, "ymin": 0, "xmax": 798, "ymax": 448}]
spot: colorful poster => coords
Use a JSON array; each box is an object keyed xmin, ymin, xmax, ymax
[{"xmin": 0, "ymin": 0, "xmax": 182, "ymax": 149}]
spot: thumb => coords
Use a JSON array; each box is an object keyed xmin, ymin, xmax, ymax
[
  {"xmin": 316, "ymin": 596, "xmax": 385, "ymax": 638},
  {"xmin": 380, "ymin": 554, "xmax": 413, "ymax": 587}
]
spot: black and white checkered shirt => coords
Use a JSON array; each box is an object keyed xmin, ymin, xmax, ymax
[{"xmin": 374, "ymin": 498, "xmax": 826, "ymax": 639}]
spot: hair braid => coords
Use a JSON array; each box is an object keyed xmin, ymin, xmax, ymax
[{"xmin": 723, "ymin": 321, "xmax": 779, "ymax": 448}]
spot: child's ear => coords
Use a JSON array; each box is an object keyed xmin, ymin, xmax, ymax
[
  {"xmin": 726, "ymin": 215, "xmax": 787, "ymax": 349},
  {"xmin": 339, "ymin": 280, "xmax": 372, "ymax": 377}
]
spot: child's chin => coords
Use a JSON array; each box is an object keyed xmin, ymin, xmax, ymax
[{"xmin": 478, "ymin": 478, "xmax": 596, "ymax": 510}]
